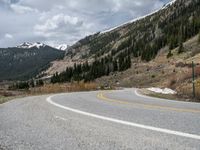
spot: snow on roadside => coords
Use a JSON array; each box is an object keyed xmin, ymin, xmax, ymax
[{"xmin": 147, "ymin": 87, "xmax": 177, "ymax": 95}]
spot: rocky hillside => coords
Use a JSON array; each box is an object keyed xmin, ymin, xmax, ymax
[{"xmin": 0, "ymin": 43, "xmax": 65, "ymax": 81}]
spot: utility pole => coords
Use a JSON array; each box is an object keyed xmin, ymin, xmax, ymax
[{"xmin": 192, "ymin": 61, "xmax": 196, "ymax": 98}]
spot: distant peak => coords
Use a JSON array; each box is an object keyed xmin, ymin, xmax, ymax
[{"xmin": 17, "ymin": 42, "xmax": 46, "ymax": 49}]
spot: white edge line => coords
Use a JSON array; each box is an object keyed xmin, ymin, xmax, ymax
[
  {"xmin": 47, "ymin": 95, "xmax": 200, "ymax": 140},
  {"xmin": 134, "ymin": 89, "xmax": 152, "ymax": 99},
  {"xmin": 134, "ymin": 88, "xmax": 163, "ymax": 100}
]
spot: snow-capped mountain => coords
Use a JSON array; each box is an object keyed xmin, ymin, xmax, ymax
[
  {"xmin": 0, "ymin": 43, "xmax": 65, "ymax": 81},
  {"xmin": 17, "ymin": 42, "xmax": 46, "ymax": 49},
  {"xmin": 56, "ymin": 44, "xmax": 69, "ymax": 51}
]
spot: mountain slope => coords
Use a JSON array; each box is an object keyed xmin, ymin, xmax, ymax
[
  {"xmin": 48, "ymin": 0, "xmax": 200, "ymax": 86},
  {"xmin": 69, "ymin": 0, "xmax": 200, "ymax": 58},
  {"xmin": 0, "ymin": 44, "xmax": 65, "ymax": 81},
  {"xmin": 46, "ymin": 0, "xmax": 200, "ymax": 78}
]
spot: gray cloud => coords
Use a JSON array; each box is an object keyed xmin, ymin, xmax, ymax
[{"xmin": 0, "ymin": 0, "xmax": 170, "ymax": 48}]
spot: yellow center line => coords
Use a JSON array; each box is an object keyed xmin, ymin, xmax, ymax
[{"xmin": 97, "ymin": 92, "xmax": 200, "ymax": 113}]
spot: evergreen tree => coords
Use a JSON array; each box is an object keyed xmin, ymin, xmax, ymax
[
  {"xmin": 198, "ymin": 31, "xmax": 200, "ymax": 43},
  {"xmin": 169, "ymin": 36, "xmax": 177, "ymax": 50},
  {"xmin": 113, "ymin": 60, "xmax": 118, "ymax": 72},
  {"xmin": 51, "ymin": 72, "xmax": 60, "ymax": 83},
  {"xmin": 30, "ymin": 79, "xmax": 35, "ymax": 88},
  {"xmin": 36, "ymin": 80, "xmax": 44, "ymax": 87},
  {"xmin": 178, "ymin": 40, "xmax": 184, "ymax": 54},
  {"xmin": 178, "ymin": 25, "xmax": 184, "ymax": 54},
  {"xmin": 16, "ymin": 82, "xmax": 29, "ymax": 90},
  {"xmin": 167, "ymin": 50, "xmax": 173, "ymax": 58},
  {"xmin": 127, "ymin": 56, "xmax": 131, "ymax": 68}
]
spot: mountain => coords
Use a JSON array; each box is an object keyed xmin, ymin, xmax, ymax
[
  {"xmin": 48, "ymin": 0, "xmax": 200, "ymax": 89},
  {"xmin": 64, "ymin": 0, "xmax": 200, "ymax": 62},
  {"xmin": 0, "ymin": 44, "xmax": 65, "ymax": 81}
]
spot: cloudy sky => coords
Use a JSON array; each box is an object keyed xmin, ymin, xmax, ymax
[{"xmin": 0, "ymin": 0, "xmax": 171, "ymax": 48}]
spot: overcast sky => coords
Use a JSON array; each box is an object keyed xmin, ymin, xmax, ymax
[{"xmin": 0, "ymin": 0, "xmax": 171, "ymax": 48}]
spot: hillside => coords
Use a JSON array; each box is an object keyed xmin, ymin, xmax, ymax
[
  {"xmin": 47, "ymin": 0, "xmax": 200, "ymax": 76},
  {"xmin": 46, "ymin": 0, "xmax": 200, "ymax": 99},
  {"xmin": 0, "ymin": 44, "xmax": 65, "ymax": 81},
  {"xmin": 96, "ymin": 35, "xmax": 200, "ymax": 98}
]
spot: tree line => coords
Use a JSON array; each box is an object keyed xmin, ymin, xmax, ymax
[
  {"xmin": 9, "ymin": 79, "xmax": 44, "ymax": 90},
  {"xmin": 51, "ymin": 50, "xmax": 131, "ymax": 83}
]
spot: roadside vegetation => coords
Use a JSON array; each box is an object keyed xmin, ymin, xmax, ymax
[
  {"xmin": 29, "ymin": 82, "xmax": 99, "ymax": 95},
  {"xmin": 0, "ymin": 90, "xmax": 26, "ymax": 104},
  {"xmin": 0, "ymin": 81, "xmax": 112, "ymax": 104}
]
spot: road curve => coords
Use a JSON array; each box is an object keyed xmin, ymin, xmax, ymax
[{"xmin": 1, "ymin": 88, "xmax": 200, "ymax": 150}]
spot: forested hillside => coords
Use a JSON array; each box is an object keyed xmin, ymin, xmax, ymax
[
  {"xmin": 50, "ymin": 0, "xmax": 200, "ymax": 83},
  {"xmin": 0, "ymin": 46, "xmax": 65, "ymax": 81}
]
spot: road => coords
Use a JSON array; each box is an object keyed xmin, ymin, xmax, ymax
[{"xmin": 0, "ymin": 88, "xmax": 200, "ymax": 150}]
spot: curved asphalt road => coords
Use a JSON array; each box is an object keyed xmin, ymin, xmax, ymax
[{"xmin": 0, "ymin": 88, "xmax": 200, "ymax": 150}]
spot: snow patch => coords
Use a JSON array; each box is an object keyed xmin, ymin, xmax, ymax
[
  {"xmin": 162, "ymin": 0, "xmax": 177, "ymax": 9},
  {"xmin": 147, "ymin": 87, "xmax": 177, "ymax": 95},
  {"xmin": 56, "ymin": 44, "xmax": 68, "ymax": 51}
]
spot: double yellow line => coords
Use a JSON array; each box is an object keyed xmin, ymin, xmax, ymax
[{"xmin": 97, "ymin": 92, "xmax": 200, "ymax": 113}]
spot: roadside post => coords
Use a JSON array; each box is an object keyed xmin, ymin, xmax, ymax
[{"xmin": 192, "ymin": 61, "xmax": 196, "ymax": 99}]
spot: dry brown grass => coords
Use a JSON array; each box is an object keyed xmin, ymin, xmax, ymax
[
  {"xmin": 176, "ymin": 78, "xmax": 200, "ymax": 101},
  {"xmin": 0, "ymin": 91, "xmax": 13, "ymax": 97},
  {"xmin": 0, "ymin": 82, "xmax": 99, "ymax": 104},
  {"xmin": 196, "ymin": 79, "xmax": 200, "ymax": 100},
  {"xmin": 30, "ymin": 82, "xmax": 98, "ymax": 95},
  {"xmin": 0, "ymin": 90, "xmax": 26, "ymax": 104},
  {"xmin": 196, "ymin": 66, "xmax": 200, "ymax": 76}
]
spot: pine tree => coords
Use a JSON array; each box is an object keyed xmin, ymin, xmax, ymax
[
  {"xmin": 169, "ymin": 36, "xmax": 177, "ymax": 50},
  {"xmin": 167, "ymin": 50, "xmax": 173, "ymax": 58},
  {"xmin": 36, "ymin": 80, "xmax": 44, "ymax": 87},
  {"xmin": 178, "ymin": 25, "xmax": 184, "ymax": 54},
  {"xmin": 113, "ymin": 60, "xmax": 118, "ymax": 72},
  {"xmin": 178, "ymin": 40, "xmax": 184, "ymax": 54},
  {"xmin": 127, "ymin": 56, "xmax": 131, "ymax": 68},
  {"xmin": 17, "ymin": 82, "xmax": 29, "ymax": 89},
  {"xmin": 30, "ymin": 79, "xmax": 35, "ymax": 88},
  {"xmin": 198, "ymin": 31, "xmax": 200, "ymax": 43}
]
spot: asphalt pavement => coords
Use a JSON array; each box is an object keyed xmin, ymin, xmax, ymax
[{"xmin": 1, "ymin": 88, "xmax": 200, "ymax": 150}]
